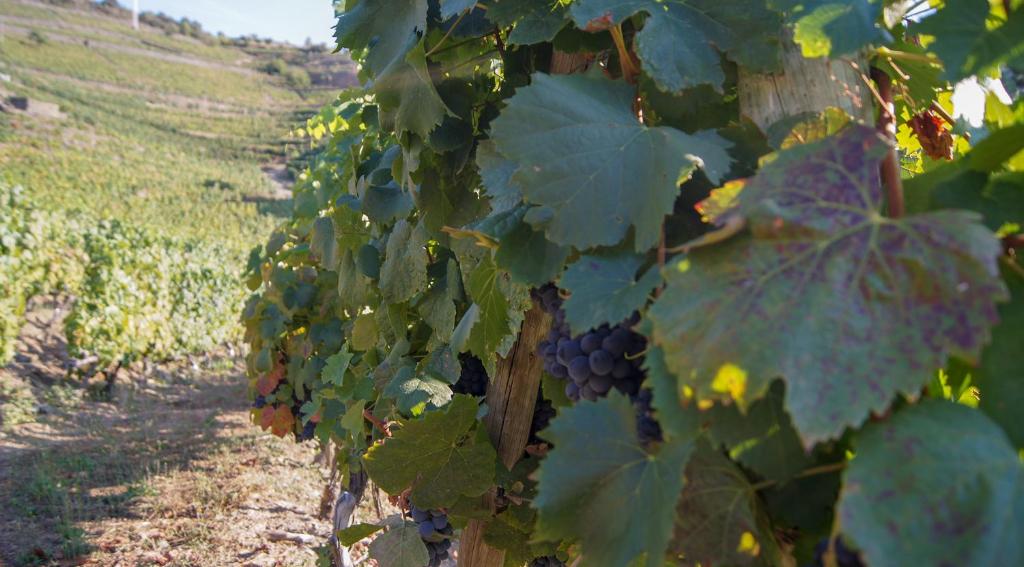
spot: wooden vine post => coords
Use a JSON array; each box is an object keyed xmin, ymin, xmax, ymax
[
  {"xmin": 457, "ymin": 50, "xmax": 589, "ymax": 567},
  {"xmin": 738, "ymin": 36, "xmax": 873, "ymax": 131}
]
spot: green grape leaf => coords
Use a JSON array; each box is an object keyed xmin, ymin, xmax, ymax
[
  {"xmin": 440, "ymin": 0, "xmax": 476, "ymax": 19},
  {"xmin": 649, "ymin": 126, "xmax": 1008, "ymax": 446},
  {"xmin": 671, "ymin": 439, "xmax": 782, "ymax": 566},
  {"xmin": 465, "ymin": 256, "xmax": 528, "ymax": 373},
  {"xmin": 423, "ymin": 345, "xmax": 461, "ymax": 384},
  {"xmin": 338, "ymin": 523, "xmax": 384, "ymax": 546},
  {"xmin": 643, "ymin": 341, "xmax": 703, "ymax": 442},
  {"xmin": 311, "ymin": 216, "xmax": 340, "ymax": 271},
  {"xmin": 706, "ymin": 381, "xmax": 811, "ymax": 482},
  {"xmin": 363, "ymin": 183, "xmax": 414, "ymax": 224},
  {"xmin": 477, "ymin": 140, "xmax": 522, "ymax": 215},
  {"xmin": 494, "ymin": 219, "xmax": 571, "ymax": 286},
  {"xmin": 916, "ymin": 0, "xmax": 1024, "ymax": 81},
  {"xmin": 974, "ymin": 265, "xmax": 1024, "ymax": 448},
  {"xmin": 417, "ymin": 260, "xmax": 461, "ymax": 346},
  {"xmin": 417, "ymin": 168, "xmax": 489, "ymax": 237},
  {"xmin": 334, "ymin": 0, "xmax": 427, "ymax": 76},
  {"xmin": 487, "ymin": 0, "xmax": 568, "ymax": 45},
  {"xmin": 380, "ymin": 219, "xmax": 428, "ymax": 304},
  {"xmin": 338, "ymin": 249, "xmax": 372, "ymax": 312},
  {"xmin": 771, "ymin": 0, "xmax": 888, "ymax": 58},
  {"xmin": 375, "ymin": 39, "xmax": 450, "ymax": 138},
  {"xmin": 490, "ymin": 73, "xmax": 731, "ymax": 252},
  {"xmin": 368, "ymin": 523, "xmax": 430, "ymax": 567},
  {"xmin": 322, "ymin": 346, "xmax": 354, "ymax": 387},
  {"xmin": 570, "ymin": 0, "xmax": 782, "ymax": 93},
  {"xmin": 351, "ymin": 313, "xmax": 379, "ymax": 351},
  {"xmin": 927, "ymin": 171, "xmax": 1024, "ymax": 233},
  {"xmin": 384, "ymin": 366, "xmax": 454, "ymax": 414},
  {"xmin": 561, "ymin": 252, "xmax": 661, "ymax": 335},
  {"xmin": 363, "ymin": 395, "xmax": 497, "ymax": 509},
  {"xmin": 838, "ymin": 400, "xmax": 1024, "ymax": 567},
  {"xmin": 534, "ymin": 393, "xmax": 694, "ymax": 567}
]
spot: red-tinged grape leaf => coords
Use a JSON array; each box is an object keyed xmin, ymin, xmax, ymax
[
  {"xmin": 570, "ymin": 0, "xmax": 781, "ymax": 93},
  {"xmin": 258, "ymin": 405, "xmax": 275, "ymax": 430},
  {"xmin": 271, "ymin": 405, "xmax": 294, "ymax": 438},
  {"xmin": 974, "ymin": 264, "xmax": 1024, "ymax": 448},
  {"xmin": 671, "ymin": 439, "xmax": 784, "ymax": 567},
  {"xmin": 256, "ymin": 361, "xmax": 285, "ymax": 397},
  {"xmin": 534, "ymin": 393, "xmax": 694, "ymax": 567},
  {"xmin": 337, "ymin": 522, "xmax": 384, "ymax": 546},
  {"xmin": 561, "ymin": 252, "xmax": 661, "ymax": 335},
  {"xmin": 649, "ymin": 125, "xmax": 1008, "ymax": 446},
  {"xmin": 489, "ymin": 72, "xmax": 732, "ymax": 252},
  {"xmin": 368, "ymin": 522, "xmax": 429, "ymax": 567},
  {"xmin": 838, "ymin": 400, "xmax": 1024, "ymax": 567},
  {"xmin": 362, "ymin": 395, "xmax": 497, "ymax": 509}
]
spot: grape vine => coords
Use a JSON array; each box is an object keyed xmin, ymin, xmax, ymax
[{"xmin": 240, "ymin": 1, "xmax": 1024, "ymax": 566}]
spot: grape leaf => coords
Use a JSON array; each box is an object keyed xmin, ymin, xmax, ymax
[
  {"xmin": 384, "ymin": 365, "xmax": 453, "ymax": 414},
  {"xmin": 648, "ymin": 125, "xmax": 1008, "ymax": 446},
  {"xmin": 706, "ymin": 380, "xmax": 811, "ymax": 482},
  {"xmin": 771, "ymin": 0, "xmax": 888, "ymax": 58},
  {"xmin": 338, "ymin": 249, "xmax": 371, "ymax": 311},
  {"xmin": 375, "ymin": 39, "xmax": 450, "ymax": 138},
  {"xmin": 379, "ymin": 219, "xmax": 428, "ymax": 304},
  {"xmin": 368, "ymin": 523, "xmax": 430, "ymax": 567},
  {"xmin": 570, "ymin": 0, "xmax": 782, "ymax": 93},
  {"xmin": 534, "ymin": 393, "xmax": 694, "ymax": 567},
  {"xmin": 643, "ymin": 341, "xmax": 703, "ymax": 442},
  {"xmin": 561, "ymin": 252, "xmax": 661, "ymax": 335},
  {"xmin": 476, "ymin": 140, "xmax": 522, "ymax": 214},
  {"xmin": 322, "ymin": 346, "xmax": 354, "ymax": 387},
  {"xmin": 338, "ymin": 523, "xmax": 384, "ymax": 546},
  {"xmin": 363, "ymin": 395, "xmax": 497, "ymax": 509},
  {"xmin": 489, "ymin": 72, "xmax": 731, "ymax": 252},
  {"xmin": 838, "ymin": 400, "xmax": 1024, "ymax": 567},
  {"xmin": 440, "ymin": 0, "xmax": 476, "ymax": 19},
  {"xmin": 465, "ymin": 256, "xmax": 528, "ymax": 374},
  {"xmin": 334, "ymin": 0, "xmax": 427, "ymax": 76},
  {"xmin": 916, "ymin": 0, "xmax": 1024, "ymax": 81},
  {"xmin": 417, "ymin": 260, "xmax": 460, "ymax": 346},
  {"xmin": 311, "ymin": 216, "xmax": 340, "ymax": 271},
  {"xmin": 974, "ymin": 266, "xmax": 1024, "ymax": 448},
  {"xmin": 351, "ymin": 313, "xmax": 379, "ymax": 351},
  {"xmin": 487, "ymin": 0, "xmax": 568, "ymax": 45},
  {"xmin": 494, "ymin": 218, "xmax": 570, "ymax": 286},
  {"xmin": 671, "ymin": 439, "xmax": 782, "ymax": 566},
  {"xmin": 362, "ymin": 183, "xmax": 414, "ymax": 224}
]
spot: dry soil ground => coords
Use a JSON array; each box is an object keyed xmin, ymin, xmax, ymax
[{"xmin": 0, "ymin": 300, "xmax": 383, "ymax": 566}]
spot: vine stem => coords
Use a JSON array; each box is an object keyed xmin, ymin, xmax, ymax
[
  {"xmin": 425, "ymin": 10, "xmax": 469, "ymax": 58},
  {"xmin": 609, "ymin": 25, "xmax": 640, "ymax": 83},
  {"xmin": 870, "ymin": 67, "xmax": 905, "ymax": 218},
  {"xmin": 750, "ymin": 461, "xmax": 846, "ymax": 491},
  {"xmin": 363, "ymin": 409, "xmax": 392, "ymax": 438}
]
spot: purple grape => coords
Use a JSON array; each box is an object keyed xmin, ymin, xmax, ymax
[
  {"xmin": 411, "ymin": 508, "xmax": 429, "ymax": 522},
  {"xmin": 601, "ymin": 330, "xmax": 628, "ymax": 358},
  {"xmin": 565, "ymin": 382, "xmax": 580, "ymax": 400},
  {"xmin": 556, "ymin": 340, "xmax": 582, "ymax": 366},
  {"xmin": 580, "ymin": 333, "xmax": 602, "ymax": 354},
  {"xmin": 588, "ymin": 349, "xmax": 614, "ymax": 376},
  {"xmin": 431, "ymin": 515, "xmax": 448, "ymax": 529},
  {"xmin": 568, "ymin": 356, "xmax": 591, "ymax": 383},
  {"xmin": 419, "ymin": 521, "xmax": 435, "ymax": 537},
  {"xmin": 580, "ymin": 384, "xmax": 598, "ymax": 401},
  {"xmin": 590, "ymin": 373, "xmax": 613, "ymax": 394},
  {"xmin": 549, "ymin": 363, "xmax": 568, "ymax": 379},
  {"xmin": 612, "ymin": 358, "xmax": 633, "ymax": 380}
]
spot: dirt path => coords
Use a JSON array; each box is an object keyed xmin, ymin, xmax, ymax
[{"xmin": 0, "ymin": 301, "xmax": 378, "ymax": 566}]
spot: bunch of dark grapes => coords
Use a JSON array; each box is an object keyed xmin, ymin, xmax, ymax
[
  {"xmin": 452, "ymin": 353, "xmax": 489, "ymax": 397},
  {"xmin": 253, "ymin": 395, "xmax": 267, "ymax": 409},
  {"xmin": 529, "ymin": 396, "xmax": 557, "ymax": 444},
  {"xmin": 534, "ymin": 285, "xmax": 647, "ymax": 402},
  {"xmin": 298, "ymin": 419, "xmax": 316, "ymax": 441},
  {"xmin": 529, "ymin": 557, "xmax": 566, "ymax": 567},
  {"xmin": 410, "ymin": 506, "xmax": 454, "ymax": 567},
  {"xmin": 807, "ymin": 537, "xmax": 865, "ymax": 567}
]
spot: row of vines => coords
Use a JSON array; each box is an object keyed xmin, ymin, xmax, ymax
[
  {"xmin": 0, "ymin": 185, "xmax": 244, "ymax": 370},
  {"xmin": 242, "ymin": 1, "xmax": 1023, "ymax": 566}
]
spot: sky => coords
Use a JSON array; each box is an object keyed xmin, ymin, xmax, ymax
[{"xmin": 133, "ymin": 0, "xmax": 337, "ymax": 46}]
